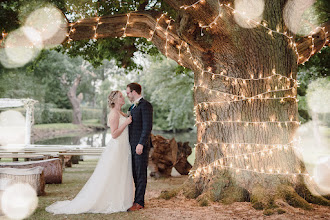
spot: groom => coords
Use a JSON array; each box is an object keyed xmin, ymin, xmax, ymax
[{"xmin": 126, "ymin": 83, "xmax": 153, "ymax": 211}]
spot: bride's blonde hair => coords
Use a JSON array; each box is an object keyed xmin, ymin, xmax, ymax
[{"xmin": 108, "ymin": 90, "xmax": 120, "ymax": 109}]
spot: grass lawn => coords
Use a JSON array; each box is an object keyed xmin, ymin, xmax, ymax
[
  {"xmin": 33, "ymin": 120, "xmax": 103, "ymax": 131},
  {"xmin": 27, "ymin": 160, "xmax": 149, "ymax": 220},
  {"xmin": 33, "ymin": 123, "xmax": 81, "ymax": 130}
]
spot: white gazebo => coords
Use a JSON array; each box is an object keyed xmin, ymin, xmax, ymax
[{"xmin": 0, "ymin": 98, "xmax": 38, "ymax": 145}]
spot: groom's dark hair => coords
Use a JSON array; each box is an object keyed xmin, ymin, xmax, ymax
[{"xmin": 127, "ymin": 83, "xmax": 142, "ymax": 94}]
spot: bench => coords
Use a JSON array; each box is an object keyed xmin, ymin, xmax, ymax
[{"xmin": 0, "ymin": 153, "xmax": 49, "ymax": 161}]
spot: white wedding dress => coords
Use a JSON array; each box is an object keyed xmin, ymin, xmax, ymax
[{"xmin": 46, "ymin": 115, "xmax": 134, "ymax": 214}]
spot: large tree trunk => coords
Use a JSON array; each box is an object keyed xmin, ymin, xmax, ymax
[
  {"xmin": 67, "ymin": 74, "xmax": 83, "ymax": 124},
  {"xmin": 61, "ymin": 0, "xmax": 330, "ymax": 211}
]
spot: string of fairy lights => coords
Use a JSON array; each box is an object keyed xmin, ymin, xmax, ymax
[
  {"xmin": 122, "ymin": 13, "xmax": 131, "ymax": 38},
  {"xmin": 1, "ymin": 1, "xmax": 328, "ymax": 180},
  {"xmin": 190, "ymin": 139, "xmax": 312, "ymax": 179}
]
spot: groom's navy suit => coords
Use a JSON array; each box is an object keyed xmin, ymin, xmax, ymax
[{"xmin": 128, "ymin": 98, "xmax": 153, "ymax": 207}]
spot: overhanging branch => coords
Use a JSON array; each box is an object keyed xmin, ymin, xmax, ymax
[
  {"xmin": 66, "ymin": 11, "xmax": 196, "ymax": 70},
  {"xmin": 296, "ymin": 21, "xmax": 330, "ymax": 65}
]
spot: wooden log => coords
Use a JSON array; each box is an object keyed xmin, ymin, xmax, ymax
[
  {"xmin": 149, "ymin": 134, "xmax": 192, "ymax": 178},
  {"xmin": 0, "ymin": 167, "xmax": 45, "ymax": 196},
  {"xmin": 174, "ymin": 142, "xmax": 192, "ymax": 175},
  {"xmin": 71, "ymin": 155, "xmax": 80, "ymax": 164},
  {"xmin": 64, "ymin": 155, "xmax": 72, "ymax": 167},
  {"xmin": 0, "ymin": 159, "xmax": 62, "ymax": 184}
]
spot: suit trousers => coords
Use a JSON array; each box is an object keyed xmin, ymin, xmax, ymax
[{"xmin": 131, "ymin": 147, "xmax": 149, "ymax": 207}]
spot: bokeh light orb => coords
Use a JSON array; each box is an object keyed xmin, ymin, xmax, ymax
[
  {"xmin": 283, "ymin": 0, "xmax": 320, "ymax": 35},
  {"xmin": 1, "ymin": 27, "xmax": 43, "ymax": 68},
  {"xmin": 0, "ymin": 110, "xmax": 26, "ymax": 146},
  {"xmin": 234, "ymin": 0, "xmax": 265, "ymax": 29},
  {"xmin": 25, "ymin": 6, "xmax": 67, "ymax": 48},
  {"xmin": 313, "ymin": 156, "xmax": 330, "ymax": 195},
  {"xmin": 1, "ymin": 183, "xmax": 38, "ymax": 219}
]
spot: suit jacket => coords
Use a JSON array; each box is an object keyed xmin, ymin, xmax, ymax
[{"xmin": 128, "ymin": 98, "xmax": 153, "ymax": 152}]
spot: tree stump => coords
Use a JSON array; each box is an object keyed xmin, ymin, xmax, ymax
[
  {"xmin": 71, "ymin": 155, "xmax": 80, "ymax": 164},
  {"xmin": 64, "ymin": 155, "xmax": 72, "ymax": 167},
  {"xmin": 149, "ymin": 134, "xmax": 192, "ymax": 178},
  {"xmin": 174, "ymin": 142, "xmax": 193, "ymax": 175},
  {"xmin": 0, "ymin": 159, "xmax": 62, "ymax": 184},
  {"xmin": 0, "ymin": 167, "xmax": 45, "ymax": 196}
]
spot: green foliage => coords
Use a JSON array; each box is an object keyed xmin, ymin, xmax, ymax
[
  {"xmin": 198, "ymin": 197, "xmax": 209, "ymax": 207},
  {"xmin": 276, "ymin": 208, "xmax": 286, "ymax": 214},
  {"xmin": 140, "ymin": 56, "xmax": 194, "ymax": 132},
  {"xmin": 14, "ymin": 105, "xmax": 101, "ymax": 124},
  {"xmin": 0, "ymin": 68, "xmax": 46, "ymax": 100},
  {"xmin": 297, "ymin": 47, "xmax": 330, "ymax": 123},
  {"xmin": 41, "ymin": 106, "xmax": 72, "ymax": 124},
  {"xmin": 263, "ymin": 209, "xmax": 274, "ymax": 216},
  {"xmin": 30, "ymin": 50, "xmax": 94, "ymax": 109},
  {"xmin": 81, "ymin": 108, "xmax": 102, "ymax": 121},
  {"xmin": 0, "ymin": 0, "xmax": 66, "ymax": 33},
  {"xmin": 159, "ymin": 189, "xmax": 178, "ymax": 200},
  {"xmin": 277, "ymin": 185, "xmax": 313, "ymax": 210}
]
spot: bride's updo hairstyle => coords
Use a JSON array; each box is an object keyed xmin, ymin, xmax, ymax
[{"xmin": 108, "ymin": 90, "xmax": 120, "ymax": 109}]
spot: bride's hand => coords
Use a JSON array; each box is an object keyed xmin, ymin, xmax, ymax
[{"xmin": 125, "ymin": 116, "xmax": 132, "ymax": 125}]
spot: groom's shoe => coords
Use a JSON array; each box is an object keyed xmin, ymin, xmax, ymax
[{"xmin": 127, "ymin": 203, "xmax": 144, "ymax": 211}]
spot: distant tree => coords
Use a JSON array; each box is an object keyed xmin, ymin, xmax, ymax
[{"xmin": 141, "ymin": 56, "xmax": 194, "ymax": 132}]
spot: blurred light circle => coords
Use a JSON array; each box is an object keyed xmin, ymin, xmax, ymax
[
  {"xmin": 3, "ymin": 27, "xmax": 42, "ymax": 68},
  {"xmin": 25, "ymin": 6, "xmax": 67, "ymax": 41},
  {"xmin": 234, "ymin": 0, "xmax": 265, "ymax": 29},
  {"xmin": 307, "ymin": 88, "xmax": 330, "ymax": 114},
  {"xmin": 313, "ymin": 156, "xmax": 330, "ymax": 194},
  {"xmin": 1, "ymin": 183, "xmax": 38, "ymax": 219},
  {"xmin": 22, "ymin": 27, "xmax": 43, "ymax": 45},
  {"xmin": 5, "ymin": 27, "xmax": 43, "ymax": 66},
  {"xmin": 0, "ymin": 49, "xmax": 23, "ymax": 69},
  {"xmin": 0, "ymin": 110, "xmax": 26, "ymax": 146},
  {"xmin": 283, "ymin": 0, "xmax": 319, "ymax": 35}
]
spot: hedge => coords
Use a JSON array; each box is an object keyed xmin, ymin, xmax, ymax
[{"xmin": 2, "ymin": 105, "xmax": 102, "ymax": 124}]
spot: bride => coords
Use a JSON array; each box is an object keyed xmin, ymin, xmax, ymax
[{"xmin": 46, "ymin": 90, "xmax": 134, "ymax": 214}]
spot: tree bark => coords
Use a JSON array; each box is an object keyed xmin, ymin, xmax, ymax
[{"xmin": 67, "ymin": 74, "xmax": 83, "ymax": 124}]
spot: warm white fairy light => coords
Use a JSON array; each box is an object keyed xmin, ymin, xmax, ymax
[
  {"xmin": 194, "ymin": 85, "xmax": 296, "ymax": 100},
  {"xmin": 200, "ymin": 69, "xmax": 297, "ymax": 83},
  {"xmin": 196, "ymin": 141, "xmax": 294, "ymax": 160},
  {"xmin": 0, "ymin": 32, "xmax": 7, "ymax": 46},
  {"xmin": 148, "ymin": 14, "xmax": 165, "ymax": 41},
  {"xmin": 180, "ymin": 0, "xmax": 206, "ymax": 10},
  {"xmin": 189, "ymin": 138, "xmax": 308, "ymax": 178},
  {"xmin": 195, "ymin": 95, "xmax": 297, "ymax": 107},
  {"xmin": 122, "ymin": 13, "xmax": 131, "ymax": 37},
  {"xmin": 177, "ymin": 41, "xmax": 184, "ymax": 65},
  {"xmin": 66, "ymin": 23, "xmax": 76, "ymax": 43},
  {"xmin": 300, "ymin": 27, "xmax": 328, "ymax": 64},
  {"xmin": 164, "ymin": 19, "xmax": 171, "ymax": 56},
  {"xmin": 195, "ymin": 120, "xmax": 300, "ymax": 127},
  {"xmin": 179, "ymin": 0, "xmax": 329, "ymax": 64},
  {"xmin": 93, "ymin": 17, "xmax": 102, "ymax": 40},
  {"xmin": 199, "ymin": 4, "xmax": 223, "ymax": 36}
]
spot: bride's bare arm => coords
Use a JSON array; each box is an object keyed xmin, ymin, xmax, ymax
[{"xmin": 108, "ymin": 111, "xmax": 132, "ymax": 139}]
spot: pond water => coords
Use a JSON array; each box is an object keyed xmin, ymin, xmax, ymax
[
  {"xmin": 35, "ymin": 129, "xmax": 197, "ymax": 164},
  {"xmin": 35, "ymin": 130, "xmax": 197, "ymax": 147}
]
